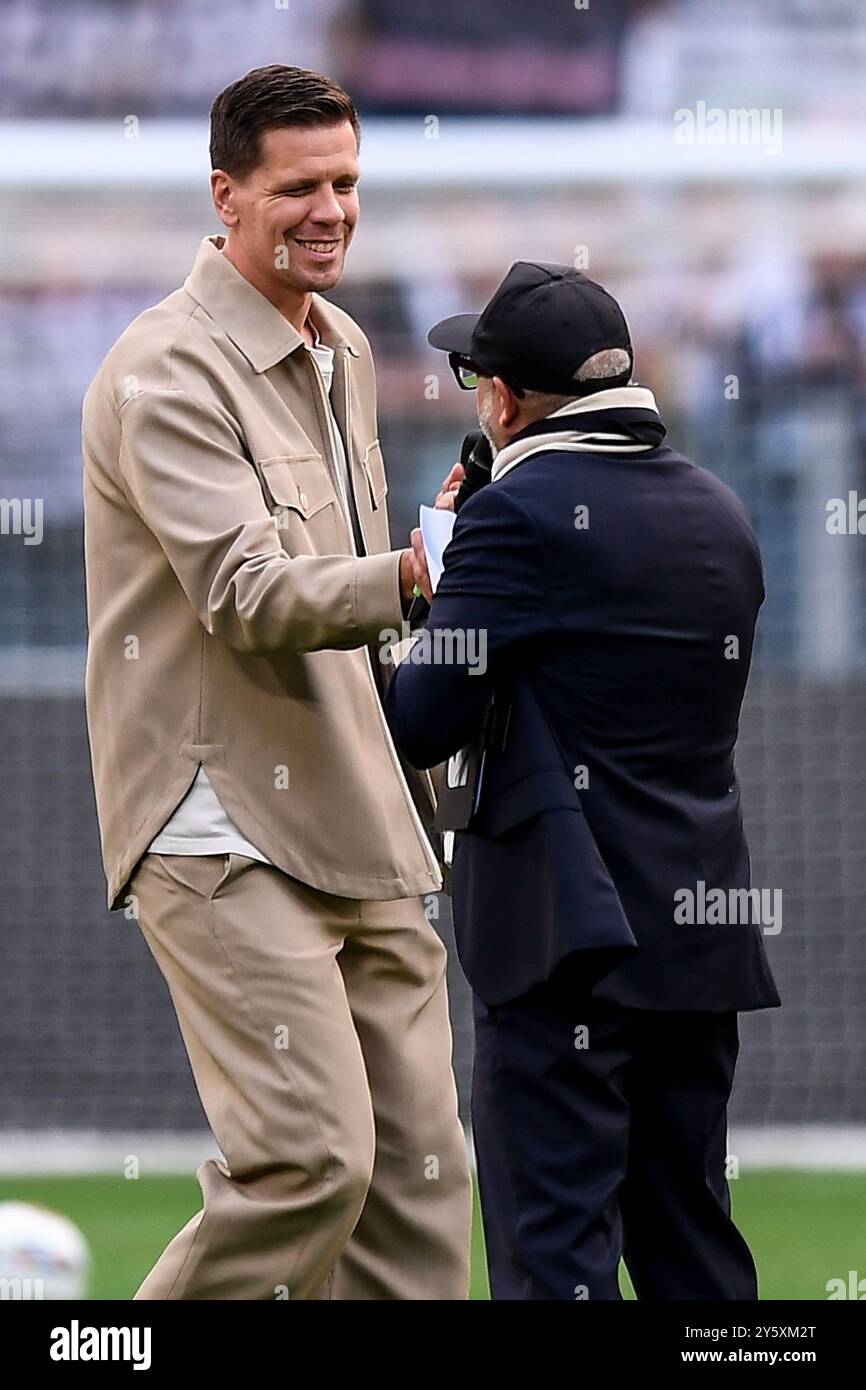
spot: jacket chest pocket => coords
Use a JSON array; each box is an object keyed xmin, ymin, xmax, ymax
[
  {"xmin": 257, "ymin": 453, "xmax": 344, "ymax": 556},
  {"xmin": 361, "ymin": 439, "xmax": 388, "ymax": 510}
]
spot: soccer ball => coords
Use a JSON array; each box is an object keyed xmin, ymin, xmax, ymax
[{"xmin": 0, "ymin": 1201, "xmax": 91, "ymax": 1300}]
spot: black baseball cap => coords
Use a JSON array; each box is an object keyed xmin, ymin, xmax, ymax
[{"xmin": 427, "ymin": 260, "xmax": 633, "ymax": 396}]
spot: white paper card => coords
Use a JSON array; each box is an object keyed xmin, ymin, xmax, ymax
[{"xmin": 419, "ymin": 504, "xmax": 456, "ymax": 594}]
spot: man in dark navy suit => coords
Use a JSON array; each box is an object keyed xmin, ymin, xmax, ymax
[{"xmin": 384, "ymin": 262, "xmax": 780, "ymax": 1301}]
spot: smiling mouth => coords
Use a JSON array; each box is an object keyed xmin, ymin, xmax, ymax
[{"xmin": 294, "ymin": 238, "xmax": 341, "ymax": 255}]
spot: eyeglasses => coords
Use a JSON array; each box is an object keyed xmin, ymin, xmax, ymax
[
  {"xmin": 447, "ymin": 352, "xmax": 525, "ymax": 397},
  {"xmin": 448, "ymin": 353, "xmax": 482, "ymax": 390}
]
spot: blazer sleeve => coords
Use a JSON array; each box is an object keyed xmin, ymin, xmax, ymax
[
  {"xmin": 384, "ymin": 482, "xmax": 547, "ymax": 769},
  {"xmin": 115, "ymin": 386, "xmax": 404, "ymax": 654}
]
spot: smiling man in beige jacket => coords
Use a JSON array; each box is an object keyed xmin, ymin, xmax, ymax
[{"xmin": 81, "ymin": 64, "xmax": 471, "ymax": 1300}]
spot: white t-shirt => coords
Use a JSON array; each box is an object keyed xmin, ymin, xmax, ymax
[
  {"xmin": 308, "ymin": 332, "xmax": 355, "ymax": 542},
  {"xmin": 147, "ymin": 324, "xmax": 353, "ymax": 861}
]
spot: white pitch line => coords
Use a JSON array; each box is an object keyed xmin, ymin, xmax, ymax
[{"xmin": 1, "ymin": 1127, "xmax": 866, "ymax": 1176}]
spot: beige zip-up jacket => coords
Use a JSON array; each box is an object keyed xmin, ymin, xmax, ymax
[{"xmin": 82, "ymin": 233, "xmax": 442, "ymax": 910}]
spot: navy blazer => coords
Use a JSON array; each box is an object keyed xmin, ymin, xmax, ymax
[{"xmin": 385, "ymin": 438, "xmax": 781, "ymax": 1013}]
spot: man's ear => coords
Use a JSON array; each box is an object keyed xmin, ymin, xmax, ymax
[
  {"xmin": 492, "ymin": 376, "xmax": 520, "ymax": 429},
  {"xmin": 211, "ymin": 170, "xmax": 239, "ymax": 228}
]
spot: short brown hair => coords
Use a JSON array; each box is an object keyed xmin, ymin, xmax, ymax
[{"xmin": 210, "ymin": 64, "xmax": 360, "ymax": 181}]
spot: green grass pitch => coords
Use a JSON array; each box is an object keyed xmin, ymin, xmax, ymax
[{"xmin": 1, "ymin": 1170, "xmax": 863, "ymax": 1300}]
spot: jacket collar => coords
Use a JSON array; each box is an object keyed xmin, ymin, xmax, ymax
[
  {"xmin": 183, "ymin": 233, "xmax": 354, "ymax": 373},
  {"xmin": 490, "ymin": 385, "xmax": 666, "ymax": 482}
]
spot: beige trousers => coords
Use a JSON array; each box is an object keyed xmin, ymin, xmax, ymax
[{"xmin": 128, "ymin": 851, "xmax": 472, "ymax": 1300}]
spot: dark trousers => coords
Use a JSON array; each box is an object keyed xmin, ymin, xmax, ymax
[{"xmin": 471, "ymin": 957, "xmax": 759, "ymax": 1300}]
